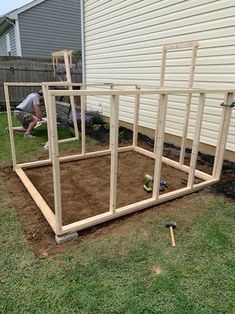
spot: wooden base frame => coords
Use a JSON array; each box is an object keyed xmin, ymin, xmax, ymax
[
  {"xmin": 3, "ymin": 42, "xmax": 234, "ymax": 240},
  {"xmin": 5, "ymin": 81, "xmax": 234, "ymax": 238}
]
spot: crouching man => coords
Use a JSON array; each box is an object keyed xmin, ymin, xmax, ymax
[{"xmin": 13, "ymin": 90, "xmax": 44, "ymax": 139}]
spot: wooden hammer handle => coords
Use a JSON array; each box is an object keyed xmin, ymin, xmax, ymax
[{"xmin": 169, "ymin": 226, "xmax": 176, "ymax": 247}]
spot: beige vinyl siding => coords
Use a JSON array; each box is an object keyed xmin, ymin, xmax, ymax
[{"xmin": 84, "ymin": 0, "xmax": 235, "ymax": 152}]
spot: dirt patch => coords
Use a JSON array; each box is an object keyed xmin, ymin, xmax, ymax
[
  {"xmin": 24, "ymin": 151, "xmax": 190, "ymax": 225},
  {"xmin": 211, "ymin": 178, "xmax": 235, "ymax": 199},
  {"xmin": 1, "ymin": 148, "xmax": 196, "ymax": 255},
  {"xmin": 1, "ymin": 139, "xmax": 234, "ymax": 257}
]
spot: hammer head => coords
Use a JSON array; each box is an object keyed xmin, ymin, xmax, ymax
[{"xmin": 165, "ymin": 221, "xmax": 176, "ymax": 229}]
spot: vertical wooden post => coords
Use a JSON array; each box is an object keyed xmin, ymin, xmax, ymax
[
  {"xmin": 109, "ymin": 84, "xmax": 114, "ymax": 150},
  {"xmin": 187, "ymin": 93, "xmax": 206, "ymax": 188},
  {"xmin": 4, "ymin": 83, "xmax": 17, "ymax": 169},
  {"xmin": 160, "ymin": 47, "xmax": 167, "ymax": 88},
  {"xmin": 42, "ymin": 84, "xmax": 52, "ymax": 160},
  {"xmin": 55, "ymin": 57, "xmax": 59, "ymax": 71},
  {"xmin": 109, "ymin": 94, "xmax": 119, "ymax": 214},
  {"xmin": 180, "ymin": 44, "xmax": 199, "ymax": 164},
  {"xmin": 212, "ymin": 92, "xmax": 234, "ymax": 180},
  {"xmin": 133, "ymin": 85, "xmax": 140, "ymax": 147},
  {"xmin": 52, "ymin": 56, "xmax": 56, "ymax": 77},
  {"xmin": 64, "ymin": 51, "xmax": 79, "ymax": 141},
  {"xmin": 64, "ymin": 51, "xmax": 72, "ymax": 83},
  {"xmin": 81, "ymin": 92, "xmax": 86, "ymax": 156},
  {"xmin": 152, "ymin": 93, "xmax": 168, "ymax": 200},
  {"xmin": 69, "ymin": 52, "xmax": 73, "ymax": 67},
  {"xmin": 49, "ymin": 94, "xmax": 63, "ymax": 235}
]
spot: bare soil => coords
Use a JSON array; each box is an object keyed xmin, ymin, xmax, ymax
[{"xmin": 1, "ymin": 141, "xmax": 234, "ymax": 257}]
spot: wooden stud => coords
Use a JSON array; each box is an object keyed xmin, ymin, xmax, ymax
[
  {"xmin": 163, "ymin": 41, "xmax": 199, "ymax": 50},
  {"xmin": 15, "ymin": 167, "xmax": 56, "ymax": 233},
  {"xmin": 19, "ymin": 146, "xmax": 133, "ymax": 169},
  {"xmin": 81, "ymin": 92, "xmax": 86, "ymax": 155},
  {"xmin": 48, "ymin": 94, "xmax": 63, "ymax": 235},
  {"xmin": 134, "ymin": 146, "xmax": 211, "ymax": 181},
  {"xmin": 4, "ymin": 83, "xmax": 17, "ymax": 169},
  {"xmin": 81, "ymin": 83, "xmax": 86, "ymax": 155},
  {"xmin": 49, "ymin": 88, "xmax": 235, "ymax": 97},
  {"xmin": 160, "ymin": 47, "xmax": 167, "ymax": 88},
  {"xmin": 180, "ymin": 44, "xmax": 199, "ymax": 164},
  {"xmin": 212, "ymin": 92, "xmax": 234, "ymax": 179},
  {"xmin": 133, "ymin": 85, "xmax": 140, "ymax": 147},
  {"xmin": 109, "ymin": 95, "xmax": 119, "ymax": 213},
  {"xmin": 63, "ymin": 51, "xmax": 72, "ymax": 83},
  {"xmin": 187, "ymin": 93, "xmax": 206, "ymax": 188},
  {"xmin": 62, "ymin": 178, "xmax": 218, "ymax": 235},
  {"xmin": 52, "ymin": 56, "xmax": 56, "ymax": 77},
  {"xmin": 109, "ymin": 84, "xmax": 114, "ymax": 150},
  {"xmin": 152, "ymin": 93, "xmax": 168, "ymax": 200},
  {"xmin": 42, "ymin": 84, "xmax": 52, "ymax": 160},
  {"xmin": 63, "ymin": 52, "xmax": 79, "ymax": 141}
]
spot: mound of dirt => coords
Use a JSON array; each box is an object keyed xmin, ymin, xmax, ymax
[{"xmin": 211, "ymin": 179, "xmax": 235, "ymax": 200}]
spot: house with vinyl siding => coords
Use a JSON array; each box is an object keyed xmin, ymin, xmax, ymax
[
  {"xmin": 0, "ymin": 0, "xmax": 81, "ymax": 58},
  {"xmin": 82, "ymin": 0, "xmax": 235, "ymax": 161}
]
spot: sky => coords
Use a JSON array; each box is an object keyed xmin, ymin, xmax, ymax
[{"xmin": 0, "ymin": 0, "xmax": 33, "ymax": 15}]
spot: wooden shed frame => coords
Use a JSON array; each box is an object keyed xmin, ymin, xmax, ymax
[
  {"xmin": 51, "ymin": 49, "xmax": 79, "ymax": 142},
  {"xmin": 4, "ymin": 42, "xmax": 235, "ymax": 242}
]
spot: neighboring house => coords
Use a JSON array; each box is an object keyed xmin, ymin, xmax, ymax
[
  {"xmin": 0, "ymin": 0, "xmax": 81, "ymax": 57},
  {"xmin": 83, "ymin": 0, "xmax": 235, "ymax": 159}
]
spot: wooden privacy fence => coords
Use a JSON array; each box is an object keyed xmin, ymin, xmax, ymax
[{"xmin": 0, "ymin": 57, "xmax": 82, "ymax": 111}]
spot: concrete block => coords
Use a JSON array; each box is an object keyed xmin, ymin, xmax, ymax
[{"xmin": 55, "ymin": 232, "xmax": 78, "ymax": 244}]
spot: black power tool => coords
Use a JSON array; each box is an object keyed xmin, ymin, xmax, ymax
[{"xmin": 143, "ymin": 174, "xmax": 168, "ymax": 192}]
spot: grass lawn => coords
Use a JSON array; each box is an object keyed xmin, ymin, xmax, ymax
[{"xmin": 0, "ymin": 113, "xmax": 234, "ymax": 313}]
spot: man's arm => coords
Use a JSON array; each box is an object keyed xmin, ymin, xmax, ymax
[{"xmin": 34, "ymin": 104, "xmax": 42, "ymax": 120}]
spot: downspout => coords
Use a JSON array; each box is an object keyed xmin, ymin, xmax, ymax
[
  {"xmin": 6, "ymin": 14, "xmax": 22, "ymax": 56},
  {"xmin": 80, "ymin": 0, "xmax": 85, "ymax": 83}
]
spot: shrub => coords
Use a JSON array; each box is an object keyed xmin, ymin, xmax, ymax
[{"xmin": 76, "ymin": 110, "xmax": 104, "ymax": 130}]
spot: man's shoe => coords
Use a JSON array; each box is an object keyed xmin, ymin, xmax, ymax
[{"xmin": 24, "ymin": 133, "xmax": 35, "ymax": 139}]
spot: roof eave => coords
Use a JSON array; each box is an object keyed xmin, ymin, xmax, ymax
[
  {"xmin": 0, "ymin": 17, "xmax": 15, "ymax": 37},
  {"xmin": 6, "ymin": 0, "xmax": 47, "ymax": 19}
]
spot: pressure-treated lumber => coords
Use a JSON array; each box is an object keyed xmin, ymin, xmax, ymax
[
  {"xmin": 180, "ymin": 44, "xmax": 199, "ymax": 164},
  {"xmin": 5, "ymin": 79, "xmax": 232, "ymax": 241},
  {"xmin": 81, "ymin": 91, "xmax": 86, "ymax": 156},
  {"xmin": 51, "ymin": 49, "xmax": 73, "ymax": 77},
  {"xmin": 109, "ymin": 95, "xmax": 119, "ymax": 213},
  {"xmin": 4, "ymin": 83, "xmax": 17, "ymax": 169},
  {"xmin": 134, "ymin": 146, "xmax": 211, "ymax": 181},
  {"xmin": 42, "ymin": 84, "xmax": 52, "ymax": 160},
  {"xmin": 160, "ymin": 48, "xmax": 167, "ymax": 88},
  {"xmin": 15, "ymin": 167, "xmax": 56, "ymax": 233},
  {"xmin": 133, "ymin": 85, "xmax": 140, "ymax": 147},
  {"xmin": 152, "ymin": 93, "xmax": 168, "ymax": 200},
  {"xmin": 48, "ymin": 94, "xmax": 63, "ymax": 235},
  {"xmin": 48, "ymin": 89, "xmax": 235, "ymax": 97},
  {"xmin": 187, "ymin": 93, "xmax": 205, "ymax": 188},
  {"xmin": 212, "ymin": 92, "xmax": 234, "ymax": 179},
  {"xmin": 163, "ymin": 41, "xmax": 199, "ymax": 50},
  {"xmin": 18, "ymin": 146, "xmax": 134, "ymax": 169},
  {"xmin": 61, "ymin": 178, "xmax": 219, "ymax": 235},
  {"xmin": 158, "ymin": 41, "xmax": 200, "ymax": 165}
]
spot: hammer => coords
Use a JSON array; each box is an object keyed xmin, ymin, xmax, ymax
[{"xmin": 165, "ymin": 221, "xmax": 176, "ymax": 247}]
